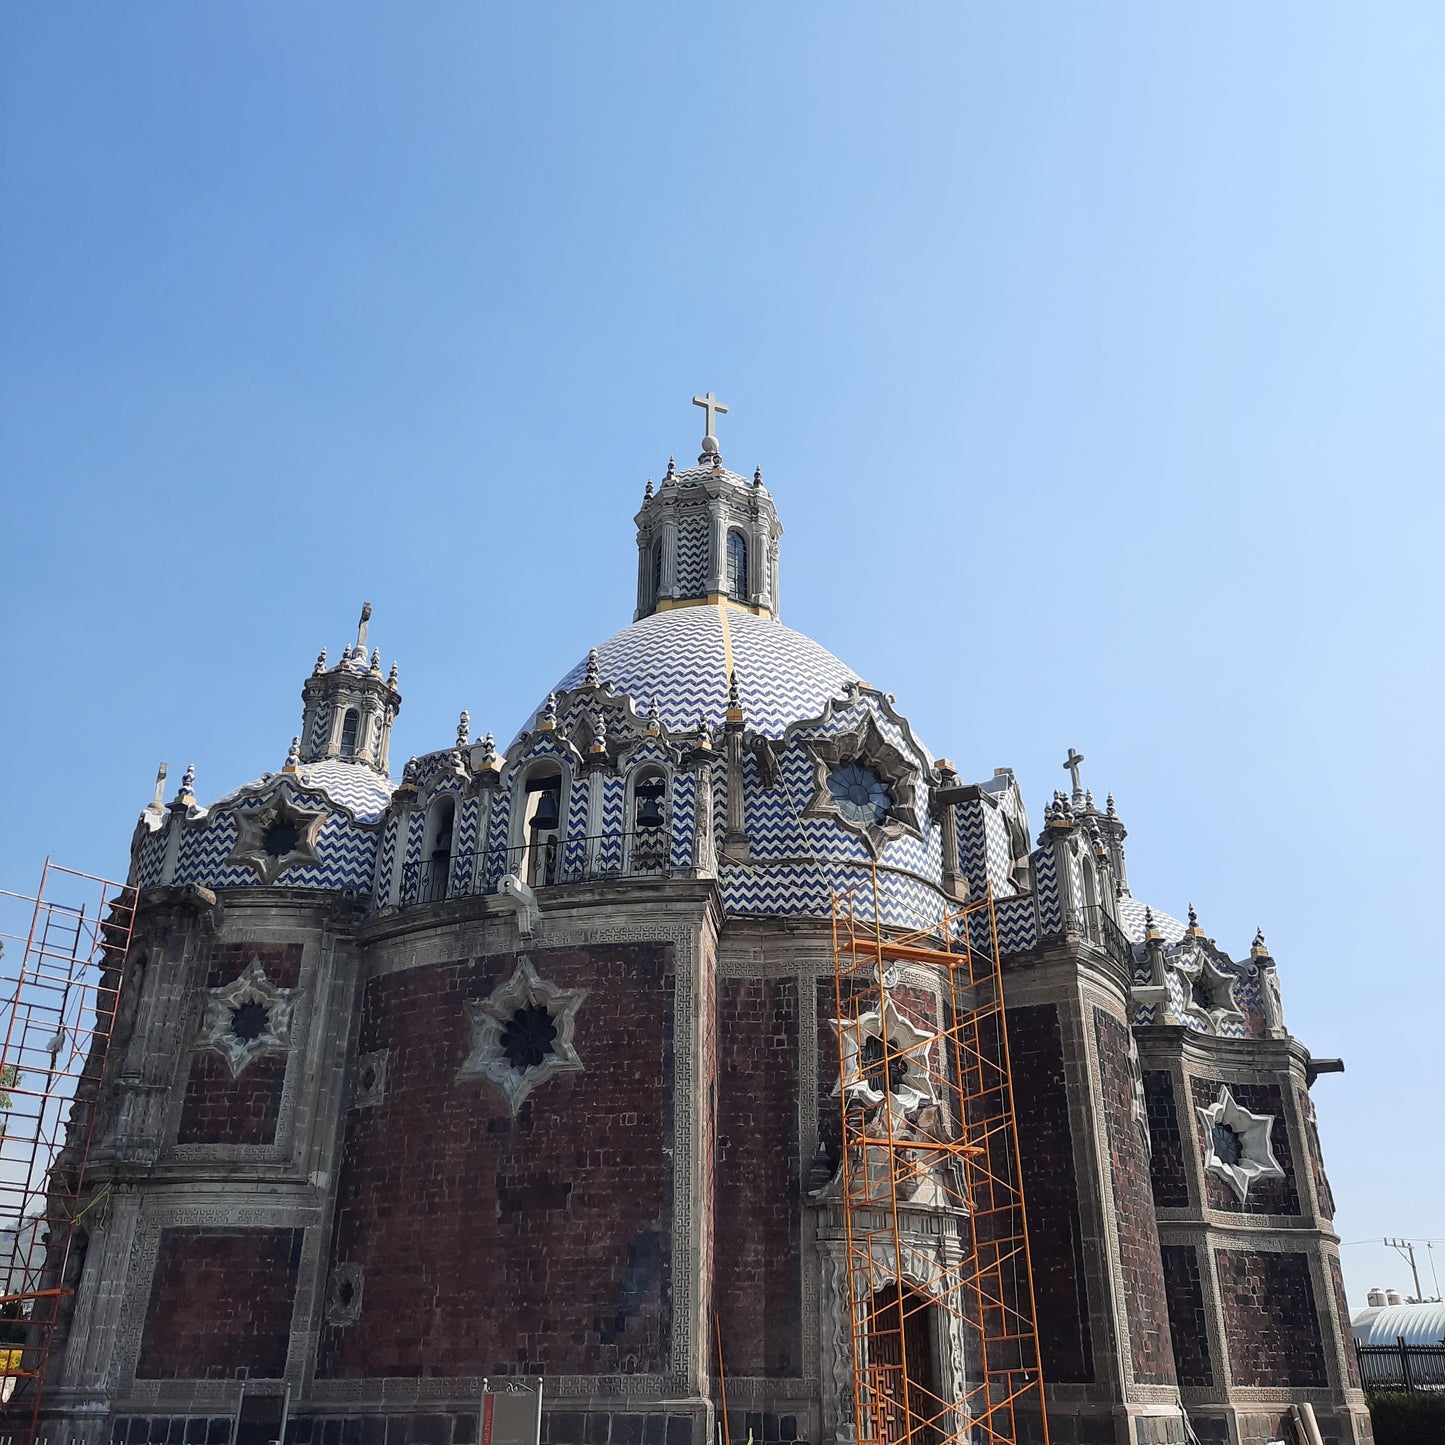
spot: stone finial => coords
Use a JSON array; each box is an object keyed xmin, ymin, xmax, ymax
[
  {"xmin": 313, "ymin": 648, "xmax": 328, "ymax": 676},
  {"xmin": 387, "ymin": 661, "xmax": 399, "ymax": 689},
  {"xmin": 726, "ymin": 669, "xmax": 743, "ymax": 725},
  {"xmin": 1251, "ymin": 927, "xmax": 1270, "ymax": 958},
  {"xmin": 173, "ymin": 763, "xmax": 196, "ymax": 807},
  {"xmin": 1106, "ymin": 792, "xmax": 1117, "ymax": 817},
  {"xmin": 753, "ymin": 465, "xmax": 763, "ymax": 487},
  {"xmin": 589, "ymin": 708, "xmax": 608, "ymax": 756},
  {"xmin": 283, "ymin": 737, "xmax": 301, "ymax": 773},
  {"xmin": 456, "ymin": 710, "xmax": 471, "ymax": 749},
  {"xmin": 711, "ymin": 452, "xmax": 722, "ymax": 470},
  {"xmin": 584, "ymin": 648, "xmax": 601, "ymax": 687},
  {"xmin": 646, "ymin": 698, "xmax": 661, "ymax": 736},
  {"xmin": 693, "ymin": 715, "xmax": 712, "ymax": 751},
  {"xmin": 401, "ymin": 756, "xmax": 419, "ymax": 789},
  {"xmin": 1186, "ymin": 903, "xmax": 1203, "ymax": 937},
  {"xmin": 1144, "ymin": 906, "xmax": 1161, "ymax": 942},
  {"xmin": 666, "ymin": 455, "xmax": 676, "ymax": 479},
  {"xmin": 1084, "ymin": 789, "xmax": 1096, "ymax": 814},
  {"xmin": 644, "ymin": 478, "xmax": 653, "ymax": 500},
  {"xmin": 539, "ymin": 693, "xmax": 558, "ymax": 731},
  {"xmin": 370, "ymin": 648, "xmax": 382, "ymax": 676}
]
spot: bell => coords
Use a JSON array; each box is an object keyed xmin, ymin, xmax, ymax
[
  {"xmin": 636, "ymin": 797, "xmax": 665, "ymax": 830},
  {"xmin": 530, "ymin": 791, "xmax": 560, "ymax": 832}
]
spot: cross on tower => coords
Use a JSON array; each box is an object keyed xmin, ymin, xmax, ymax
[
  {"xmin": 1062, "ymin": 747, "xmax": 1086, "ymax": 798},
  {"xmin": 692, "ymin": 391, "xmax": 729, "ymax": 458}
]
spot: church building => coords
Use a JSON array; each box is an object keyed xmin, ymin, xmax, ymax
[{"xmin": 30, "ymin": 400, "xmax": 1370, "ymax": 1445}]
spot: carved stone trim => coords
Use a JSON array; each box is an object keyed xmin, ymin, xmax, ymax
[{"xmin": 352, "ymin": 1049, "xmax": 389, "ymax": 1109}]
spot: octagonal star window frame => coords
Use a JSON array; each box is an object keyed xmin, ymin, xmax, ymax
[
  {"xmin": 457, "ymin": 956, "xmax": 588, "ymax": 1116},
  {"xmin": 830, "ymin": 991, "xmax": 937, "ymax": 1119},
  {"xmin": 1174, "ymin": 943, "xmax": 1245, "ymax": 1035},
  {"xmin": 226, "ymin": 791, "xmax": 329, "ymax": 885},
  {"xmin": 1196, "ymin": 1083, "xmax": 1285, "ymax": 1203},
  {"xmin": 800, "ymin": 711, "xmax": 922, "ymax": 857},
  {"xmin": 195, "ymin": 957, "xmax": 297, "ymax": 1079}
]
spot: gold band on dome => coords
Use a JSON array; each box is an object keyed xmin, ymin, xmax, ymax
[
  {"xmin": 717, "ymin": 599, "xmax": 735, "ymax": 685},
  {"xmin": 654, "ymin": 594, "xmax": 772, "ymax": 619}
]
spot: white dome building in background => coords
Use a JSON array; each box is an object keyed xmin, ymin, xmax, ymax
[{"xmin": 15, "ymin": 401, "xmax": 1370, "ymax": 1445}]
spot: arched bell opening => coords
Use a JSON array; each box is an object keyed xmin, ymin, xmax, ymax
[
  {"xmin": 626, "ymin": 765, "xmax": 669, "ymax": 874},
  {"xmin": 518, "ymin": 762, "xmax": 565, "ymax": 888},
  {"xmin": 338, "ymin": 707, "xmax": 361, "ymax": 759},
  {"xmin": 421, "ymin": 795, "xmax": 456, "ymax": 903},
  {"xmin": 726, "ymin": 528, "xmax": 749, "ymax": 602}
]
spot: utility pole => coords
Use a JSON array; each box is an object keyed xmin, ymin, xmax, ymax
[{"xmin": 1385, "ymin": 1237, "xmax": 1424, "ymax": 1301}]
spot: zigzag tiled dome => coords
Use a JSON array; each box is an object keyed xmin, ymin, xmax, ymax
[
  {"xmin": 539, "ymin": 604, "xmax": 865, "ymax": 739},
  {"xmin": 212, "ymin": 760, "xmax": 395, "ymax": 825}
]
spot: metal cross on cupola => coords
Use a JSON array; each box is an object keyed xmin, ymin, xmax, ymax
[
  {"xmin": 1062, "ymin": 747, "xmax": 1086, "ymax": 800},
  {"xmin": 692, "ymin": 390, "xmax": 729, "ymax": 462}
]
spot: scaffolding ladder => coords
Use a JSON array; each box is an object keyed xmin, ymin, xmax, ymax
[
  {"xmin": 831, "ymin": 875, "xmax": 1049, "ymax": 1445},
  {"xmin": 0, "ymin": 862, "xmax": 136, "ymax": 1444}
]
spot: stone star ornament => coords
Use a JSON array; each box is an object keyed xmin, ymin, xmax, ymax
[
  {"xmin": 831, "ymin": 994, "xmax": 936, "ymax": 1117},
  {"xmin": 196, "ymin": 957, "xmax": 296, "ymax": 1079},
  {"xmin": 1196, "ymin": 1084, "xmax": 1285, "ymax": 1203},
  {"xmin": 226, "ymin": 790, "xmax": 328, "ymax": 885},
  {"xmin": 458, "ymin": 956, "xmax": 587, "ymax": 1116}
]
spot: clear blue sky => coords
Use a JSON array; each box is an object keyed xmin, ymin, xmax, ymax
[{"xmin": 3, "ymin": 6, "xmax": 1440, "ymax": 1306}]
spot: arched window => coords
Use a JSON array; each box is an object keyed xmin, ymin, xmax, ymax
[
  {"xmin": 652, "ymin": 539, "xmax": 664, "ymax": 600},
  {"xmin": 339, "ymin": 708, "xmax": 360, "ymax": 758},
  {"xmin": 726, "ymin": 530, "xmax": 748, "ymax": 601},
  {"xmin": 422, "ymin": 796, "xmax": 455, "ymax": 903}
]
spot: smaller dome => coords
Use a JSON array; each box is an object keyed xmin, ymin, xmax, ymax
[{"xmin": 212, "ymin": 760, "xmax": 394, "ymax": 825}]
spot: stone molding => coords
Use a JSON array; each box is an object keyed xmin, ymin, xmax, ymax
[{"xmin": 193, "ymin": 957, "xmax": 297, "ymax": 1079}]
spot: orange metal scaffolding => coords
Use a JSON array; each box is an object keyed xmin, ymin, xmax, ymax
[
  {"xmin": 831, "ymin": 875, "xmax": 1049, "ymax": 1445},
  {"xmin": 0, "ymin": 861, "xmax": 136, "ymax": 1444}
]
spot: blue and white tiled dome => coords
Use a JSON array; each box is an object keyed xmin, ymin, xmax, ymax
[
  {"xmin": 537, "ymin": 604, "xmax": 866, "ymax": 739},
  {"xmin": 212, "ymin": 759, "xmax": 395, "ymax": 825}
]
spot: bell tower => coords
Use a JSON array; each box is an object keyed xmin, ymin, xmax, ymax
[
  {"xmin": 297, "ymin": 602, "xmax": 402, "ymax": 774},
  {"xmin": 633, "ymin": 394, "xmax": 783, "ymax": 621}
]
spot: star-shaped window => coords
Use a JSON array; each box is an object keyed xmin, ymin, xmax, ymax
[
  {"xmin": 195, "ymin": 958, "xmax": 296, "ymax": 1078},
  {"xmin": 226, "ymin": 792, "xmax": 328, "ymax": 885},
  {"xmin": 828, "ymin": 763, "xmax": 893, "ymax": 826},
  {"xmin": 1197, "ymin": 1085, "xmax": 1285, "ymax": 1202},
  {"xmin": 458, "ymin": 957, "xmax": 587, "ymax": 1116}
]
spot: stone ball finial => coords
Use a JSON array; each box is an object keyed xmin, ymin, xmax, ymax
[
  {"xmin": 753, "ymin": 466, "xmax": 763, "ymax": 487},
  {"xmin": 314, "ymin": 647, "xmax": 328, "ymax": 676},
  {"xmin": 666, "ymin": 455, "xmax": 676, "ymax": 478},
  {"xmin": 284, "ymin": 737, "xmax": 301, "ymax": 772},
  {"xmin": 644, "ymin": 478, "xmax": 654, "ymax": 500},
  {"xmin": 585, "ymin": 648, "xmax": 601, "ymax": 687},
  {"xmin": 1251, "ymin": 927, "xmax": 1270, "ymax": 958},
  {"xmin": 370, "ymin": 648, "xmax": 382, "ymax": 675},
  {"xmin": 387, "ymin": 660, "xmax": 399, "ymax": 689},
  {"xmin": 457, "ymin": 710, "xmax": 471, "ymax": 749},
  {"xmin": 539, "ymin": 693, "xmax": 558, "ymax": 730},
  {"xmin": 174, "ymin": 763, "xmax": 196, "ymax": 805},
  {"xmin": 1106, "ymin": 792, "xmax": 1117, "ymax": 817}
]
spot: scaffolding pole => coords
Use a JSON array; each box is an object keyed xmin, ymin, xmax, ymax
[
  {"xmin": 0, "ymin": 861, "xmax": 136, "ymax": 1444},
  {"xmin": 831, "ymin": 873, "xmax": 1049, "ymax": 1445}
]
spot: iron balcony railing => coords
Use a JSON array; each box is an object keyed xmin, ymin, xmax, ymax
[
  {"xmin": 1081, "ymin": 904, "xmax": 1136, "ymax": 975},
  {"xmin": 399, "ymin": 829, "xmax": 673, "ymax": 908}
]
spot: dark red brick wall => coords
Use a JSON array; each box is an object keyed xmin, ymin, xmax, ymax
[
  {"xmin": 714, "ymin": 977, "xmax": 801, "ymax": 1377},
  {"xmin": 1189, "ymin": 1078, "xmax": 1299, "ymax": 1216},
  {"xmin": 1215, "ymin": 1249, "xmax": 1326, "ymax": 1387},
  {"xmin": 176, "ymin": 943, "xmax": 303, "ymax": 1146},
  {"xmin": 1143, "ymin": 1071, "xmax": 1189, "ymax": 1209},
  {"xmin": 1007, "ymin": 1003, "xmax": 1093, "ymax": 1383},
  {"xmin": 1093, "ymin": 1009, "xmax": 1177, "ymax": 1386},
  {"xmin": 137, "ymin": 1228, "xmax": 302, "ymax": 1379},
  {"xmin": 318, "ymin": 943, "xmax": 674, "ymax": 1379},
  {"xmin": 1159, "ymin": 1244, "xmax": 1213, "ymax": 1386}
]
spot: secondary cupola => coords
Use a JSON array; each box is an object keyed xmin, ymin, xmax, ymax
[{"xmin": 633, "ymin": 392, "xmax": 783, "ymax": 621}]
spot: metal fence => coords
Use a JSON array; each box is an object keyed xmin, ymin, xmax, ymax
[
  {"xmin": 400, "ymin": 829, "xmax": 673, "ymax": 907},
  {"xmin": 1356, "ymin": 1339, "xmax": 1445, "ymax": 1391}
]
